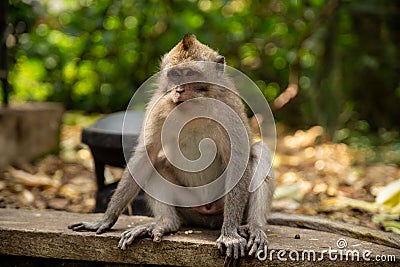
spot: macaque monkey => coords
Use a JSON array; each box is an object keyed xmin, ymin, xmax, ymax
[{"xmin": 69, "ymin": 34, "xmax": 275, "ymax": 260}]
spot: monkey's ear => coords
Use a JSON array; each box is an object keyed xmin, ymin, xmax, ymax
[
  {"xmin": 182, "ymin": 34, "xmax": 196, "ymax": 51},
  {"xmin": 216, "ymin": 55, "xmax": 225, "ymax": 77}
]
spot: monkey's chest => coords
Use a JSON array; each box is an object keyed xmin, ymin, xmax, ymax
[{"xmin": 163, "ymin": 125, "xmax": 227, "ymax": 187}]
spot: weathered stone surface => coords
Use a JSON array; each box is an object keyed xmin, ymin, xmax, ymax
[
  {"xmin": 268, "ymin": 212, "xmax": 400, "ymax": 249},
  {"xmin": 0, "ymin": 209, "xmax": 398, "ymax": 266},
  {"xmin": 0, "ymin": 102, "xmax": 64, "ymax": 170}
]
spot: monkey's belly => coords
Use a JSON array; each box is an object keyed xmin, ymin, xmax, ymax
[
  {"xmin": 192, "ymin": 198, "xmax": 224, "ymax": 215},
  {"xmin": 176, "ymin": 205, "xmax": 224, "ymax": 229},
  {"xmin": 171, "ymin": 161, "xmax": 224, "ymax": 187}
]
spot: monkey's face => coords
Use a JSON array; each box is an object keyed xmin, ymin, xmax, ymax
[
  {"xmin": 165, "ymin": 67, "xmax": 211, "ymax": 104},
  {"xmin": 171, "ymin": 83, "xmax": 210, "ymax": 104}
]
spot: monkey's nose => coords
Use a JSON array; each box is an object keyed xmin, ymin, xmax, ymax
[{"xmin": 176, "ymin": 87, "xmax": 185, "ymax": 93}]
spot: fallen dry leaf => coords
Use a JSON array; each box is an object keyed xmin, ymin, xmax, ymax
[{"xmin": 7, "ymin": 167, "xmax": 60, "ymax": 188}]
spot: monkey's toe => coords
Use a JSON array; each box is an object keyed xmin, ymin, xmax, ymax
[
  {"xmin": 216, "ymin": 233, "xmax": 247, "ymax": 259},
  {"xmin": 239, "ymin": 225, "xmax": 268, "ymax": 257},
  {"xmin": 223, "ymin": 256, "xmax": 240, "ymax": 267},
  {"xmin": 118, "ymin": 222, "xmax": 157, "ymax": 250},
  {"xmin": 151, "ymin": 230, "xmax": 163, "ymax": 242}
]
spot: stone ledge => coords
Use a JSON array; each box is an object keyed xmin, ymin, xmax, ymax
[{"xmin": 0, "ymin": 209, "xmax": 398, "ymax": 266}]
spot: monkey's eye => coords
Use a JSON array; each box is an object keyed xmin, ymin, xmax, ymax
[
  {"xmin": 185, "ymin": 69, "xmax": 198, "ymax": 77},
  {"xmin": 168, "ymin": 69, "xmax": 181, "ymax": 77}
]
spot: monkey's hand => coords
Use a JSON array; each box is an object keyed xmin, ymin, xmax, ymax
[
  {"xmin": 68, "ymin": 217, "xmax": 116, "ymax": 234},
  {"xmin": 118, "ymin": 219, "xmax": 178, "ymax": 250},
  {"xmin": 238, "ymin": 224, "xmax": 268, "ymax": 257},
  {"xmin": 216, "ymin": 229, "xmax": 247, "ymax": 259}
]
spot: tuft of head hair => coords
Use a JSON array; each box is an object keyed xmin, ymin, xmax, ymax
[
  {"xmin": 181, "ymin": 34, "xmax": 196, "ymax": 51},
  {"xmin": 160, "ymin": 34, "xmax": 224, "ymax": 69}
]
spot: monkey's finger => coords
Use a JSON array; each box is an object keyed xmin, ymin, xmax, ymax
[
  {"xmin": 67, "ymin": 223, "xmax": 79, "ymax": 229},
  {"xmin": 223, "ymin": 256, "xmax": 232, "ymax": 267},
  {"xmin": 217, "ymin": 242, "xmax": 225, "ymax": 255},
  {"xmin": 68, "ymin": 222, "xmax": 85, "ymax": 229},
  {"xmin": 233, "ymin": 243, "xmax": 240, "ymax": 259},
  {"xmin": 246, "ymin": 235, "xmax": 254, "ymax": 254},
  {"xmin": 119, "ymin": 228, "xmax": 145, "ymax": 250},
  {"xmin": 240, "ymin": 242, "xmax": 246, "ymax": 258},
  {"xmin": 237, "ymin": 227, "xmax": 249, "ymax": 239},
  {"xmin": 246, "ymin": 234, "xmax": 255, "ymax": 249},
  {"xmin": 70, "ymin": 224, "xmax": 88, "ymax": 231},
  {"xmin": 225, "ymin": 244, "xmax": 233, "ymax": 258},
  {"xmin": 216, "ymin": 237, "xmax": 226, "ymax": 255},
  {"xmin": 124, "ymin": 233, "xmax": 137, "ymax": 247},
  {"xmin": 68, "ymin": 223, "xmax": 81, "ymax": 230},
  {"xmin": 248, "ymin": 241, "xmax": 259, "ymax": 256},
  {"xmin": 254, "ymin": 232, "xmax": 268, "ymax": 256},
  {"xmin": 256, "ymin": 240, "xmax": 267, "ymax": 257},
  {"xmin": 96, "ymin": 224, "xmax": 109, "ymax": 234},
  {"xmin": 118, "ymin": 229, "xmax": 139, "ymax": 249},
  {"xmin": 120, "ymin": 229, "xmax": 131, "ymax": 239},
  {"xmin": 118, "ymin": 240, "xmax": 126, "ymax": 250},
  {"xmin": 118, "ymin": 230, "xmax": 134, "ymax": 249},
  {"xmin": 118, "ymin": 233, "xmax": 130, "ymax": 250},
  {"xmin": 250, "ymin": 232, "xmax": 262, "ymax": 256},
  {"xmin": 254, "ymin": 233, "xmax": 261, "ymax": 247}
]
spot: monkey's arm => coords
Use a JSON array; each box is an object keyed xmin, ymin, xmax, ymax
[{"xmin": 68, "ymin": 144, "xmax": 158, "ymax": 234}]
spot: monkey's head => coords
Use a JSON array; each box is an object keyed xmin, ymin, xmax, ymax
[
  {"xmin": 160, "ymin": 34, "xmax": 226, "ymax": 105},
  {"xmin": 161, "ymin": 34, "xmax": 225, "ymax": 68}
]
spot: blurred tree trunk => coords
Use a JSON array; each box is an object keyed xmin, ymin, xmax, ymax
[
  {"xmin": 349, "ymin": 1, "xmax": 400, "ymax": 129},
  {"xmin": 0, "ymin": 0, "xmax": 9, "ymax": 107},
  {"xmin": 313, "ymin": 11, "xmax": 341, "ymax": 138}
]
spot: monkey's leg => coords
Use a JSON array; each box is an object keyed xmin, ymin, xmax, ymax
[
  {"xmin": 69, "ymin": 146, "xmax": 153, "ymax": 234},
  {"xmin": 238, "ymin": 141, "xmax": 275, "ymax": 256},
  {"xmin": 238, "ymin": 180, "xmax": 274, "ymax": 256},
  {"xmin": 216, "ymin": 176, "xmax": 249, "ymax": 259},
  {"xmin": 216, "ymin": 149, "xmax": 252, "ymax": 259},
  {"xmin": 118, "ymin": 197, "xmax": 181, "ymax": 250}
]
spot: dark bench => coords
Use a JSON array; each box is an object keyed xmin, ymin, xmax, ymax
[{"xmin": 81, "ymin": 111, "xmax": 150, "ymax": 215}]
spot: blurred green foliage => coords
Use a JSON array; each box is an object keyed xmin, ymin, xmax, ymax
[
  {"xmin": 4, "ymin": 0, "xmax": 400, "ymax": 135},
  {"xmin": 334, "ymin": 120, "xmax": 400, "ymax": 164}
]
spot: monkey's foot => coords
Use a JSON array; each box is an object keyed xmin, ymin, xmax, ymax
[
  {"xmin": 118, "ymin": 221, "xmax": 179, "ymax": 250},
  {"xmin": 216, "ymin": 231, "xmax": 247, "ymax": 259},
  {"xmin": 68, "ymin": 218, "xmax": 116, "ymax": 234},
  {"xmin": 238, "ymin": 224, "xmax": 268, "ymax": 256}
]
